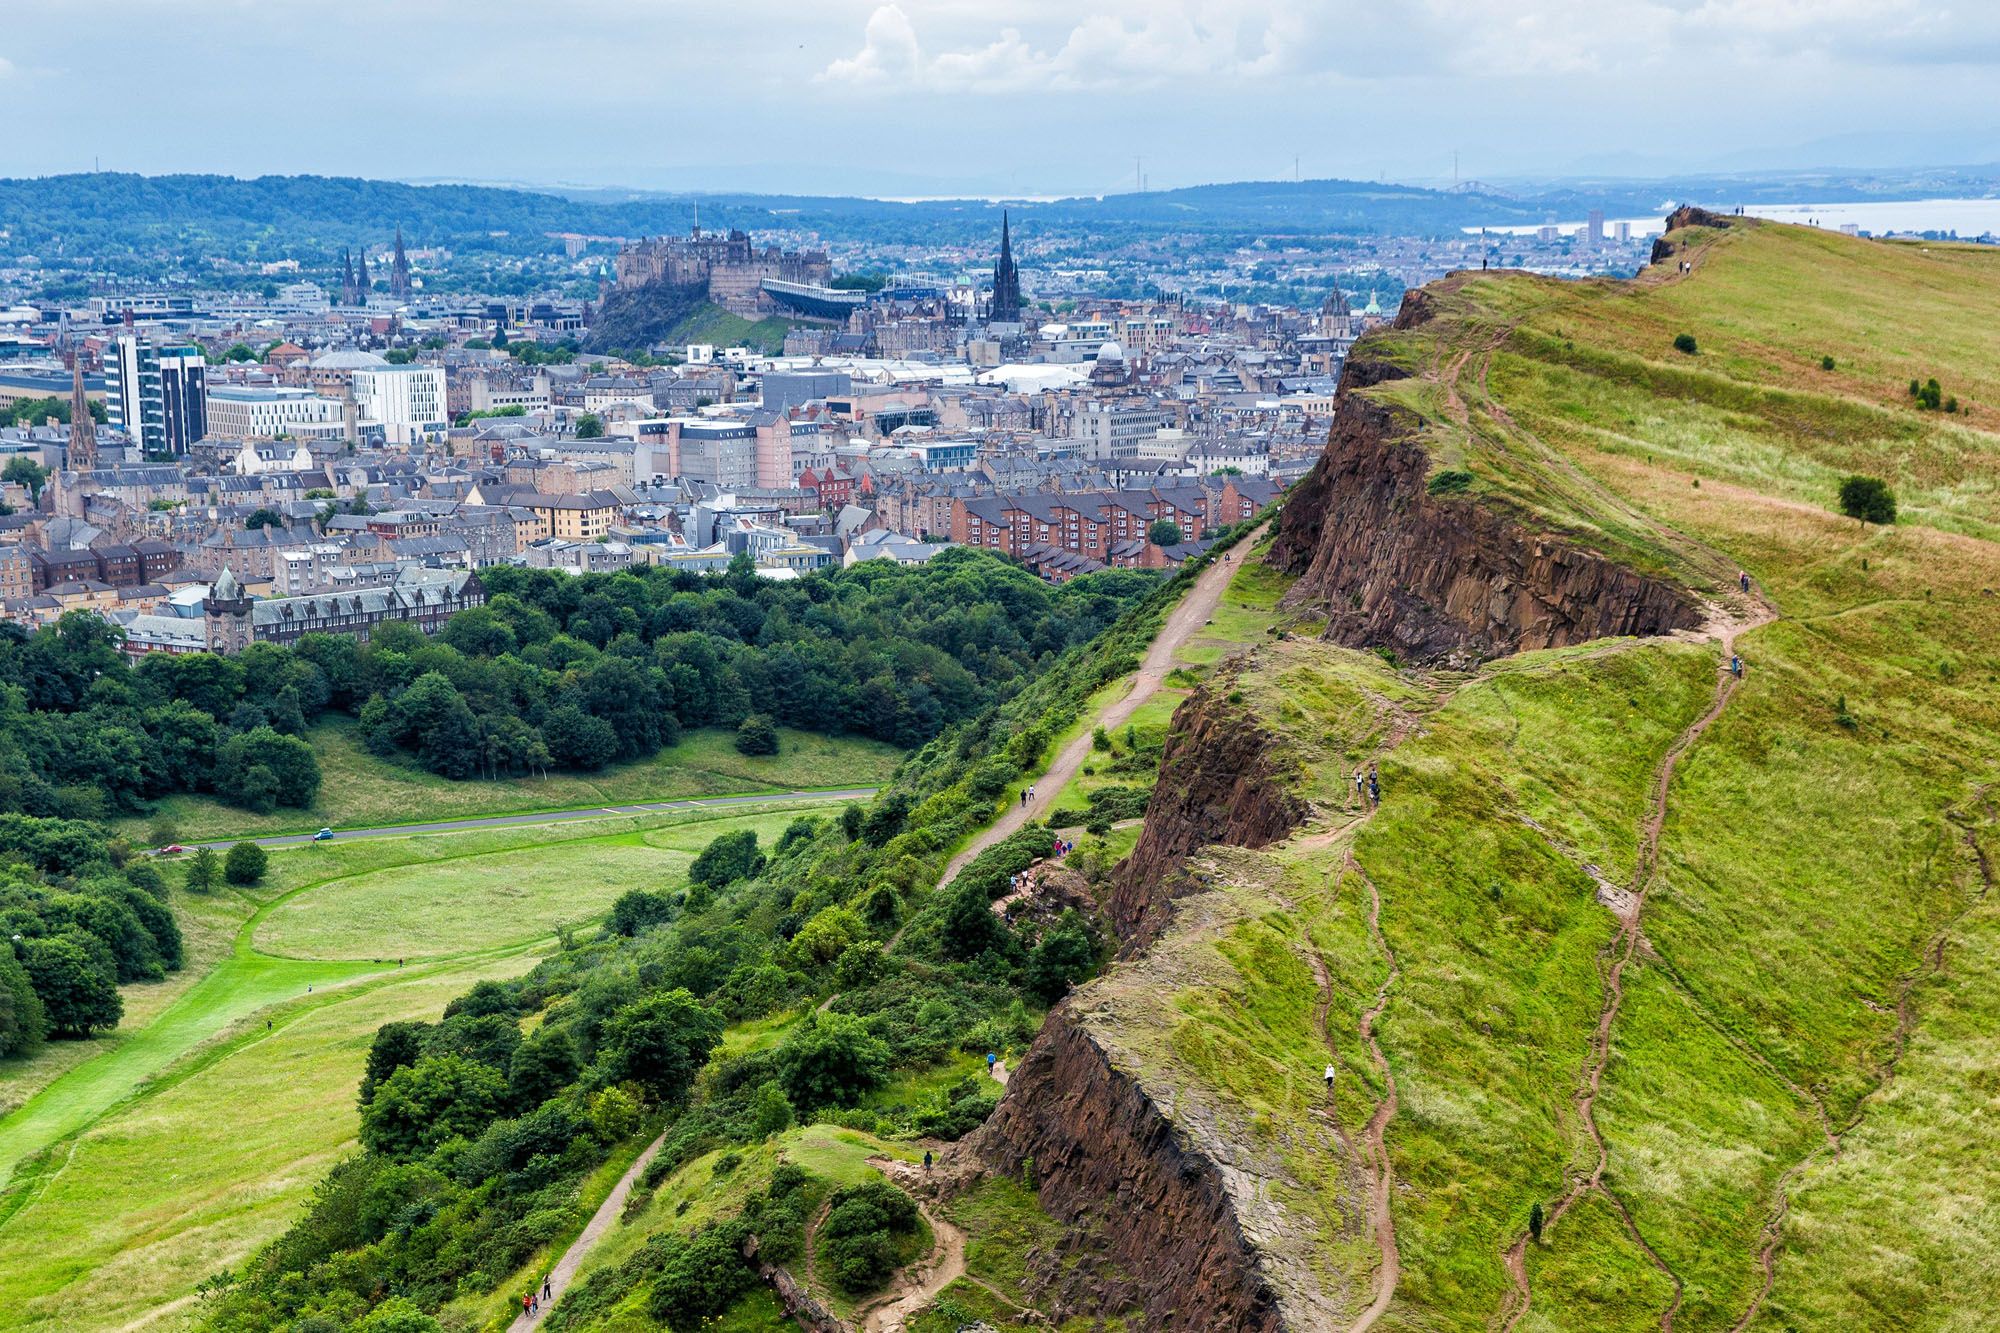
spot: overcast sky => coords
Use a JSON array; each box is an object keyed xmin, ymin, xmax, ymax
[{"xmin": 7, "ymin": 1, "xmax": 1998, "ymax": 195}]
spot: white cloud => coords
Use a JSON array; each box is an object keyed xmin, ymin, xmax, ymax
[{"xmin": 817, "ymin": 0, "xmax": 2000, "ymax": 94}]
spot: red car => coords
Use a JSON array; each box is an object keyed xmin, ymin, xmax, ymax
[{"xmin": 155, "ymin": 844, "xmax": 189, "ymax": 856}]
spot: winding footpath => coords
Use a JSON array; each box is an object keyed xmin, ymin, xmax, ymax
[
  {"xmin": 936, "ymin": 527, "xmax": 1266, "ymax": 889},
  {"xmin": 508, "ymin": 1133, "xmax": 668, "ymax": 1331},
  {"xmin": 1499, "ymin": 599, "xmax": 1775, "ymax": 1333}
]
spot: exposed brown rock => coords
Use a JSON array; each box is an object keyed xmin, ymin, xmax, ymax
[
  {"xmin": 1650, "ymin": 205, "xmax": 1738, "ymax": 263},
  {"xmin": 1269, "ymin": 364, "xmax": 1698, "ymax": 665},
  {"xmin": 1106, "ymin": 673, "xmax": 1307, "ymax": 948},
  {"xmin": 968, "ymin": 1006, "xmax": 1283, "ymax": 1331}
]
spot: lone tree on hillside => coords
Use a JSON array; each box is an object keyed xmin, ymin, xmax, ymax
[
  {"xmin": 734, "ymin": 714, "xmax": 779, "ymax": 756},
  {"xmin": 184, "ymin": 846, "xmax": 222, "ymax": 893},
  {"xmin": 1673, "ymin": 333, "xmax": 1699, "ymax": 355},
  {"xmin": 224, "ymin": 840, "xmax": 269, "ymax": 885},
  {"xmin": 1529, "ymin": 1201, "xmax": 1545, "ymax": 1243},
  {"xmin": 1838, "ymin": 475, "xmax": 1897, "ymax": 525},
  {"xmin": 1148, "ymin": 518, "xmax": 1183, "ymax": 547}
]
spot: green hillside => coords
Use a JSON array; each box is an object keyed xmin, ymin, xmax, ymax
[{"xmin": 1121, "ymin": 216, "xmax": 2000, "ymax": 1329}]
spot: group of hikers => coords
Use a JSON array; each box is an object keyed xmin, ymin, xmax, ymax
[
  {"xmin": 1353, "ymin": 765, "xmax": 1381, "ymax": 808},
  {"xmin": 521, "ymin": 1273, "xmax": 552, "ymax": 1319}
]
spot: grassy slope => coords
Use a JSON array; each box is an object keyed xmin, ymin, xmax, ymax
[
  {"xmin": 0, "ymin": 801, "xmax": 848, "ymax": 1331},
  {"xmin": 667, "ymin": 302, "xmax": 794, "ymax": 356},
  {"xmin": 1117, "ymin": 220, "xmax": 2000, "ymax": 1331},
  {"xmin": 116, "ymin": 722, "xmax": 901, "ymax": 843}
]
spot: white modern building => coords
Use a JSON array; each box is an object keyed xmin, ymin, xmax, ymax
[
  {"xmin": 107, "ymin": 335, "xmax": 207, "ymax": 456},
  {"xmin": 206, "ymin": 385, "xmax": 346, "ymax": 442},
  {"xmin": 350, "ymin": 365, "xmax": 447, "ymax": 446}
]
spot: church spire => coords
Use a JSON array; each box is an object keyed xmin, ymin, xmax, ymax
[
  {"xmin": 68, "ymin": 352, "xmax": 96, "ymax": 471},
  {"xmin": 990, "ymin": 210, "xmax": 1023, "ymax": 321},
  {"xmin": 391, "ymin": 226, "xmax": 412, "ymax": 300}
]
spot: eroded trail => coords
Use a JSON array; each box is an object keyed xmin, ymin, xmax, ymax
[
  {"xmin": 1346, "ymin": 857, "xmax": 1404, "ymax": 1333},
  {"xmin": 1499, "ymin": 614, "xmax": 1770, "ymax": 1333},
  {"xmin": 508, "ymin": 1131, "xmax": 667, "ymax": 1331},
  {"xmin": 934, "ymin": 524, "xmax": 1267, "ymax": 893},
  {"xmin": 857, "ymin": 1158, "xmax": 970, "ymax": 1332}
]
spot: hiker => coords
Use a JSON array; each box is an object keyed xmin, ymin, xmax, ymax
[
  {"xmin": 522, "ymin": 1294, "xmax": 532, "ymax": 1317},
  {"xmin": 1354, "ymin": 770, "xmax": 1367, "ymax": 804},
  {"xmin": 987, "ymin": 1051, "xmax": 999, "ymax": 1076},
  {"xmin": 1324, "ymin": 1063, "xmax": 1337, "ymax": 1094},
  {"xmin": 1368, "ymin": 768, "xmax": 1380, "ymax": 805},
  {"xmin": 1020, "ymin": 789, "xmax": 1027, "ymax": 807},
  {"xmin": 542, "ymin": 1275, "xmax": 552, "ymax": 1301},
  {"xmin": 923, "ymin": 1150, "xmax": 934, "ymax": 1172},
  {"xmin": 1739, "ymin": 570, "xmax": 1751, "ymax": 593},
  {"xmin": 1731, "ymin": 655, "xmax": 1743, "ymax": 678}
]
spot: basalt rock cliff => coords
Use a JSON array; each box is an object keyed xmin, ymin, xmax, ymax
[
  {"xmin": 1268, "ymin": 312, "xmax": 1699, "ymax": 664},
  {"xmin": 1106, "ymin": 674, "xmax": 1307, "ymax": 949}
]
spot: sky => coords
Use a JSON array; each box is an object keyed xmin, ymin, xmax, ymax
[{"xmin": 6, "ymin": 0, "xmax": 1998, "ymax": 196}]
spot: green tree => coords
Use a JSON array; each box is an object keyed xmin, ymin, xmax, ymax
[
  {"xmin": 21, "ymin": 934, "xmax": 122, "ymax": 1037},
  {"xmin": 1025, "ymin": 909, "xmax": 1100, "ymax": 1001},
  {"xmin": 224, "ymin": 840, "xmax": 268, "ymax": 885},
  {"xmin": 598, "ymin": 989, "xmax": 723, "ymax": 1102},
  {"xmin": 734, "ymin": 713, "xmax": 779, "ymax": 756},
  {"xmin": 0, "ymin": 948, "xmax": 49, "ymax": 1056},
  {"xmin": 359, "ymin": 1055, "xmax": 506, "ymax": 1159},
  {"xmin": 1147, "ymin": 518, "xmax": 1183, "ymax": 547},
  {"xmin": 3, "ymin": 456, "xmax": 49, "ymax": 499},
  {"xmin": 215, "ymin": 726, "xmax": 321, "ymax": 808},
  {"xmin": 243, "ymin": 508, "xmax": 286, "ymax": 530},
  {"xmin": 184, "ymin": 846, "xmax": 222, "ymax": 893},
  {"xmin": 688, "ymin": 829, "xmax": 764, "ymax": 891},
  {"xmin": 359, "ymin": 1019, "xmax": 431, "ymax": 1106},
  {"xmin": 776, "ymin": 1011, "xmax": 890, "ymax": 1110},
  {"xmin": 507, "ymin": 1025, "xmax": 580, "ymax": 1111},
  {"xmin": 1673, "ymin": 332, "xmax": 1698, "ymax": 355},
  {"xmin": 1837, "ymin": 475, "xmax": 1897, "ymax": 525},
  {"xmin": 573, "ymin": 413, "xmax": 604, "ymax": 439}
]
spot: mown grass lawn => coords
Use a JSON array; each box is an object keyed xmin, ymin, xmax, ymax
[{"xmin": 117, "ymin": 720, "xmax": 902, "ymax": 843}]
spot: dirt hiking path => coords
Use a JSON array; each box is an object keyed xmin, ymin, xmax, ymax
[
  {"xmin": 936, "ymin": 526, "xmax": 1267, "ymax": 891},
  {"xmin": 856, "ymin": 1158, "xmax": 970, "ymax": 1332},
  {"xmin": 508, "ymin": 1131, "xmax": 667, "ymax": 1331}
]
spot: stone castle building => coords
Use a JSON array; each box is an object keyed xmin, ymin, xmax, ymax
[{"xmin": 612, "ymin": 229, "xmax": 832, "ymax": 317}]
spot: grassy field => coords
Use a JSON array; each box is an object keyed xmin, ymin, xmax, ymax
[
  {"xmin": 1058, "ymin": 217, "xmax": 2000, "ymax": 1330},
  {"xmin": 0, "ymin": 798, "xmax": 852, "ymax": 1331},
  {"xmin": 116, "ymin": 721, "xmax": 900, "ymax": 842}
]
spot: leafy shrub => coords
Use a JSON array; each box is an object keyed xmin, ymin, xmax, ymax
[
  {"xmin": 1673, "ymin": 333, "xmax": 1698, "ymax": 354},
  {"xmin": 1837, "ymin": 475, "xmax": 1897, "ymax": 525},
  {"xmin": 818, "ymin": 1178, "xmax": 922, "ymax": 1293},
  {"xmin": 223, "ymin": 840, "xmax": 268, "ymax": 885},
  {"xmin": 734, "ymin": 714, "xmax": 779, "ymax": 756},
  {"xmin": 1427, "ymin": 468, "xmax": 1475, "ymax": 495}
]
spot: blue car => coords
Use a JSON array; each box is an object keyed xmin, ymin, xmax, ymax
[{"xmin": 313, "ymin": 828, "xmax": 334, "ymax": 842}]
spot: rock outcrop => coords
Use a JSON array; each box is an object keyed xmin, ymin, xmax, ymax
[
  {"xmin": 1268, "ymin": 352, "xmax": 1698, "ymax": 665},
  {"xmin": 1107, "ymin": 673, "xmax": 1306, "ymax": 948},
  {"xmin": 968, "ymin": 1006, "xmax": 1283, "ymax": 1331},
  {"xmin": 1649, "ymin": 204, "xmax": 1738, "ymax": 265}
]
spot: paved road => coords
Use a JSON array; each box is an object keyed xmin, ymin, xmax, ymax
[{"xmin": 194, "ymin": 788, "xmax": 880, "ymax": 850}]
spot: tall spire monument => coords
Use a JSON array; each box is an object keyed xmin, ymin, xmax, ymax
[
  {"xmin": 68, "ymin": 352, "xmax": 97, "ymax": 470},
  {"xmin": 391, "ymin": 227, "xmax": 412, "ymax": 300},
  {"xmin": 990, "ymin": 211, "xmax": 1023, "ymax": 321}
]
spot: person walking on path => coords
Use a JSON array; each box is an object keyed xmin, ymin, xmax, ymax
[
  {"xmin": 1324, "ymin": 1063, "xmax": 1338, "ymax": 1095},
  {"xmin": 1739, "ymin": 570, "xmax": 1752, "ymax": 593},
  {"xmin": 1367, "ymin": 767, "xmax": 1381, "ymax": 805},
  {"xmin": 542, "ymin": 1275, "xmax": 552, "ymax": 1302},
  {"xmin": 987, "ymin": 1051, "xmax": 999, "ymax": 1078},
  {"xmin": 1020, "ymin": 789, "xmax": 1028, "ymax": 808},
  {"xmin": 1731, "ymin": 654, "xmax": 1743, "ymax": 679},
  {"xmin": 923, "ymin": 1149, "xmax": 933, "ymax": 1172},
  {"xmin": 1354, "ymin": 770, "xmax": 1367, "ymax": 806}
]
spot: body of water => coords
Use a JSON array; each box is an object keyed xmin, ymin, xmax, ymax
[{"xmin": 1468, "ymin": 197, "xmax": 2000, "ymax": 239}]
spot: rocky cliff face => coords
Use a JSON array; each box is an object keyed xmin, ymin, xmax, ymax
[
  {"xmin": 969, "ymin": 1006, "xmax": 1284, "ymax": 1330},
  {"xmin": 1108, "ymin": 672, "xmax": 1307, "ymax": 948},
  {"xmin": 1268, "ymin": 343, "xmax": 1698, "ymax": 664}
]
